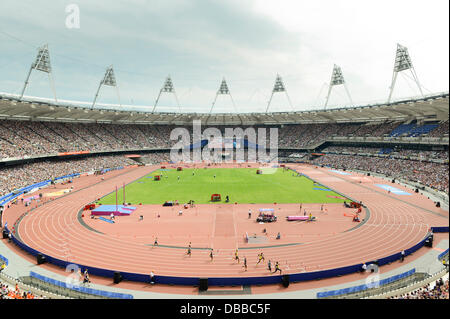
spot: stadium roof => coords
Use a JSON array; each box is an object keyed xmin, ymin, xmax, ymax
[{"xmin": 0, "ymin": 91, "xmax": 448, "ymax": 126}]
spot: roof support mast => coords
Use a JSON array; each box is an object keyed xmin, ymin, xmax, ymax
[
  {"xmin": 387, "ymin": 43, "xmax": 424, "ymax": 103},
  {"xmin": 209, "ymin": 77, "xmax": 236, "ymax": 114},
  {"xmin": 152, "ymin": 75, "xmax": 181, "ymax": 113},
  {"xmin": 92, "ymin": 65, "xmax": 121, "ymax": 109},
  {"xmin": 266, "ymin": 74, "xmax": 293, "ymax": 113},
  {"xmin": 20, "ymin": 44, "xmax": 57, "ymax": 102},
  {"xmin": 324, "ymin": 64, "xmax": 353, "ymax": 109}
]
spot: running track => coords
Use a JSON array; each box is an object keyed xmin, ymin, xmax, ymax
[{"xmin": 11, "ymin": 164, "xmax": 449, "ymax": 279}]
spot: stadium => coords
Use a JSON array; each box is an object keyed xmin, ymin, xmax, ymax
[{"xmin": 0, "ymin": 1, "xmax": 448, "ymax": 304}]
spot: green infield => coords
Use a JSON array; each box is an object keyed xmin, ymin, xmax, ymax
[{"xmin": 100, "ymin": 168, "xmax": 349, "ymax": 205}]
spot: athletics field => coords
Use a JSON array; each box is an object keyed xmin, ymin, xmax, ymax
[{"xmin": 100, "ymin": 168, "xmax": 348, "ymax": 205}]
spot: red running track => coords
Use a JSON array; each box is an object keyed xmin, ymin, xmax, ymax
[{"xmin": 8, "ymin": 164, "xmax": 449, "ymax": 279}]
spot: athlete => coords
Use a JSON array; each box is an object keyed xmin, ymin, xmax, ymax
[
  {"xmin": 273, "ymin": 262, "xmax": 282, "ymax": 274},
  {"xmin": 256, "ymin": 252, "xmax": 265, "ymax": 265},
  {"xmin": 234, "ymin": 249, "xmax": 240, "ymax": 263},
  {"xmin": 186, "ymin": 245, "xmax": 191, "ymax": 257}
]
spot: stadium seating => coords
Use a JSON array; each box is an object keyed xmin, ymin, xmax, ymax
[{"xmin": 0, "ymin": 119, "xmax": 448, "ymax": 197}]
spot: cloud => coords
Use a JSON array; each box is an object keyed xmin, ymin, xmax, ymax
[{"xmin": 0, "ymin": 0, "xmax": 448, "ymax": 113}]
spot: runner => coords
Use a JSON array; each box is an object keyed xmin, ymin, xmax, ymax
[
  {"xmin": 256, "ymin": 252, "xmax": 265, "ymax": 265},
  {"xmin": 273, "ymin": 261, "xmax": 282, "ymax": 274},
  {"xmin": 186, "ymin": 242, "xmax": 192, "ymax": 257},
  {"xmin": 234, "ymin": 249, "xmax": 240, "ymax": 263}
]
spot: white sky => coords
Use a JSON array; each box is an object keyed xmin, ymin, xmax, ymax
[{"xmin": 0, "ymin": 0, "xmax": 448, "ymax": 113}]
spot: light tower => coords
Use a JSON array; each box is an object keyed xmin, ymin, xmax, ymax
[
  {"xmin": 152, "ymin": 75, "xmax": 181, "ymax": 112},
  {"xmin": 20, "ymin": 44, "xmax": 57, "ymax": 102},
  {"xmin": 91, "ymin": 65, "xmax": 121, "ymax": 109},
  {"xmin": 265, "ymin": 74, "xmax": 293, "ymax": 113},
  {"xmin": 387, "ymin": 43, "xmax": 424, "ymax": 103},
  {"xmin": 209, "ymin": 77, "xmax": 236, "ymax": 113},
  {"xmin": 324, "ymin": 64, "xmax": 353, "ymax": 109}
]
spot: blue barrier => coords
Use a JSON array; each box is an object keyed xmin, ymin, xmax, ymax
[
  {"xmin": 317, "ymin": 269, "xmax": 416, "ymax": 298},
  {"xmin": 438, "ymin": 249, "xmax": 449, "ymax": 261},
  {"xmin": 0, "ymin": 192, "xmax": 14, "ymax": 203},
  {"xmin": 0, "ymin": 181, "xmax": 51, "ymax": 206},
  {"xmin": 431, "ymin": 227, "xmax": 450, "ymax": 233},
  {"xmin": 29, "ymin": 271, "xmax": 133, "ymax": 299},
  {"xmin": 0, "ymin": 254, "xmax": 8, "ymax": 266},
  {"xmin": 53, "ymin": 173, "xmax": 79, "ymax": 181}
]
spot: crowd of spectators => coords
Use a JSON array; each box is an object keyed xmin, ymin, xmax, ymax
[
  {"xmin": 277, "ymin": 123, "xmax": 363, "ymax": 148},
  {"xmin": 312, "ymin": 153, "xmax": 449, "ymax": 193},
  {"xmin": 139, "ymin": 152, "xmax": 171, "ymax": 164},
  {"xmin": 0, "ymin": 154, "xmax": 141, "ymax": 197},
  {"xmin": 1, "ymin": 119, "xmax": 448, "ymax": 194},
  {"xmin": 321, "ymin": 146, "xmax": 449, "ymax": 161},
  {"xmin": 391, "ymin": 149, "xmax": 448, "ymax": 160},
  {"xmin": 389, "ymin": 276, "xmax": 449, "ymax": 299},
  {"xmin": 276, "ymin": 121, "xmax": 421, "ymax": 148},
  {"xmin": 1, "ymin": 120, "xmax": 448, "ymax": 160},
  {"xmin": 0, "ymin": 120, "xmax": 175, "ymax": 160},
  {"xmin": 0, "ymin": 282, "xmax": 46, "ymax": 299},
  {"xmin": 352, "ymin": 121, "xmax": 400, "ymax": 137},
  {"xmin": 428, "ymin": 120, "xmax": 449, "ymax": 137}
]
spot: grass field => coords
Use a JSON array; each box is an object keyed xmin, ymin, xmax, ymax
[{"xmin": 100, "ymin": 168, "xmax": 348, "ymax": 205}]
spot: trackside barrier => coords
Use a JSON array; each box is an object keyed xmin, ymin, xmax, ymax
[
  {"xmin": 0, "ymin": 180, "xmax": 52, "ymax": 207},
  {"xmin": 0, "ymin": 253, "xmax": 8, "ymax": 266},
  {"xmin": 0, "ymin": 173, "xmax": 80, "ymax": 206},
  {"xmin": 53, "ymin": 173, "xmax": 80, "ymax": 182},
  {"xmin": 316, "ymin": 269, "xmax": 416, "ymax": 298},
  {"xmin": 0, "ymin": 193, "xmax": 14, "ymax": 203},
  {"xmin": 431, "ymin": 227, "xmax": 449, "ymax": 233},
  {"xmin": 438, "ymin": 249, "xmax": 449, "ymax": 261},
  {"xmin": 29, "ymin": 271, "xmax": 133, "ymax": 299}
]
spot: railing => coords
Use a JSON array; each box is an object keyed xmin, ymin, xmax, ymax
[
  {"xmin": 317, "ymin": 268, "xmax": 418, "ymax": 299},
  {"xmin": 0, "ymin": 253, "xmax": 8, "ymax": 266},
  {"xmin": 342, "ymin": 273, "xmax": 429, "ymax": 299},
  {"xmin": 366, "ymin": 266, "xmax": 448, "ymax": 299},
  {"xmin": 22, "ymin": 272, "xmax": 133, "ymax": 299},
  {"xmin": 0, "ymin": 268, "xmax": 68, "ymax": 299}
]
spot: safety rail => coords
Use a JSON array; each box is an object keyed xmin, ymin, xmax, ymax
[
  {"xmin": 317, "ymin": 268, "xmax": 417, "ymax": 299},
  {"xmin": 26, "ymin": 271, "xmax": 133, "ymax": 299}
]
